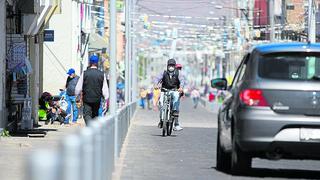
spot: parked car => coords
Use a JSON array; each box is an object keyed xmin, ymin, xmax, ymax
[{"xmin": 212, "ymin": 43, "xmax": 320, "ymax": 175}]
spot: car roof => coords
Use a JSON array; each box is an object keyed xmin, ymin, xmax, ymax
[{"xmin": 252, "ymin": 43, "xmax": 320, "ymax": 54}]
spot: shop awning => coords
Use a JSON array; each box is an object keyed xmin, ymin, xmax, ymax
[{"xmin": 88, "ymin": 33, "xmax": 108, "ymax": 52}]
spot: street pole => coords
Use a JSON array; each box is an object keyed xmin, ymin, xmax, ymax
[
  {"xmin": 109, "ymin": 0, "xmax": 117, "ymax": 115},
  {"xmin": 0, "ymin": 0, "xmax": 6, "ymax": 128},
  {"xmin": 248, "ymin": 0, "xmax": 254, "ymax": 42},
  {"xmin": 269, "ymin": 0, "xmax": 275, "ymax": 42},
  {"xmin": 128, "ymin": 0, "xmax": 133, "ymax": 103},
  {"xmin": 308, "ymin": 0, "xmax": 316, "ymax": 43},
  {"xmin": 125, "ymin": 0, "xmax": 130, "ymax": 104},
  {"xmin": 132, "ymin": 0, "xmax": 137, "ymax": 102}
]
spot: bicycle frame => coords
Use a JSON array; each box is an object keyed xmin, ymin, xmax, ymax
[
  {"xmin": 162, "ymin": 91, "xmax": 172, "ymax": 123},
  {"xmin": 160, "ymin": 88, "xmax": 177, "ymax": 136}
]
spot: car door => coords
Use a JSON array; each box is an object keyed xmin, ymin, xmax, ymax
[{"xmin": 219, "ymin": 54, "xmax": 249, "ymax": 151}]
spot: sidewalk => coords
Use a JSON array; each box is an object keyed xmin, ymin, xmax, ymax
[{"xmin": 0, "ymin": 120, "xmax": 85, "ymax": 180}]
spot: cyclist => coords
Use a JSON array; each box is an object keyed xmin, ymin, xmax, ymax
[{"xmin": 154, "ymin": 59, "xmax": 185, "ymax": 131}]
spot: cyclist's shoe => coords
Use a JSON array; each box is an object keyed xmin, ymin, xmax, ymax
[
  {"xmin": 172, "ymin": 111, "xmax": 179, "ymax": 117},
  {"xmin": 158, "ymin": 121, "xmax": 163, "ymax": 128},
  {"xmin": 173, "ymin": 125, "xmax": 183, "ymax": 131}
]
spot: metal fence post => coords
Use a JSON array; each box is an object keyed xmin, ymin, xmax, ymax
[
  {"xmin": 109, "ymin": 117, "xmax": 115, "ymax": 180},
  {"xmin": 89, "ymin": 121, "xmax": 103, "ymax": 180},
  {"xmin": 61, "ymin": 134, "xmax": 82, "ymax": 180},
  {"xmin": 27, "ymin": 103, "xmax": 137, "ymax": 180},
  {"xmin": 114, "ymin": 111, "xmax": 119, "ymax": 159},
  {"xmin": 80, "ymin": 127, "xmax": 94, "ymax": 180},
  {"xmin": 27, "ymin": 150, "xmax": 60, "ymax": 180},
  {"xmin": 98, "ymin": 118, "xmax": 108, "ymax": 180}
]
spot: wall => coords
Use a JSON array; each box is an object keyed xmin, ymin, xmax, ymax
[
  {"xmin": 286, "ymin": 0, "xmax": 305, "ymax": 31},
  {"xmin": 43, "ymin": 0, "xmax": 80, "ymax": 94}
]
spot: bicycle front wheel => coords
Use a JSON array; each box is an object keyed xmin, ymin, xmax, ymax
[{"xmin": 162, "ymin": 120, "xmax": 167, "ymax": 137}]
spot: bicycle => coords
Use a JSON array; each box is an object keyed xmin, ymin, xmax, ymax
[{"xmin": 160, "ymin": 88, "xmax": 178, "ymax": 137}]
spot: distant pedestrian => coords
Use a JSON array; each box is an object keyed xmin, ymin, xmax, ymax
[
  {"xmin": 191, "ymin": 88, "xmax": 200, "ymax": 109},
  {"xmin": 139, "ymin": 88, "xmax": 147, "ymax": 109},
  {"xmin": 153, "ymin": 87, "xmax": 161, "ymax": 111},
  {"xmin": 147, "ymin": 89, "xmax": 153, "ymax": 110},
  {"xmin": 75, "ymin": 55, "xmax": 109, "ymax": 125},
  {"xmin": 65, "ymin": 68, "xmax": 79, "ymax": 124}
]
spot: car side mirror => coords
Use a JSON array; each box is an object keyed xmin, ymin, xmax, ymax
[{"xmin": 211, "ymin": 78, "xmax": 228, "ymax": 90}]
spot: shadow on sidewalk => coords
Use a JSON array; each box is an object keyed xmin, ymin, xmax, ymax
[{"xmin": 10, "ymin": 128, "xmax": 58, "ymax": 137}]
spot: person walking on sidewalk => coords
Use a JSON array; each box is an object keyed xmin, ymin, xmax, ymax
[
  {"xmin": 75, "ymin": 55, "xmax": 109, "ymax": 125},
  {"xmin": 65, "ymin": 68, "xmax": 79, "ymax": 124}
]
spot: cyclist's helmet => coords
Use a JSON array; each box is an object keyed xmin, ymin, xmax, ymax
[
  {"xmin": 176, "ymin": 64, "xmax": 182, "ymax": 70},
  {"xmin": 167, "ymin": 59, "xmax": 176, "ymax": 66}
]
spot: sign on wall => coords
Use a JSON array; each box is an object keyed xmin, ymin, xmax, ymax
[{"xmin": 44, "ymin": 30, "xmax": 54, "ymax": 42}]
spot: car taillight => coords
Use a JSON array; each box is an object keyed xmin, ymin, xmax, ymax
[{"xmin": 239, "ymin": 89, "xmax": 268, "ymax": 106}]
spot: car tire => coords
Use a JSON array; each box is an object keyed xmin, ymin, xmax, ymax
[
  {"xmin": 231, "ymin": 135, "xmax": 252, "ymax": 175},
  {"xmin": 216, "ymin": 130, "xmax": 231, "ymax": 172}
]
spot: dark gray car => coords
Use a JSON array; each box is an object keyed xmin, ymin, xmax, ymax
[{"xmin": 212, "ymin": 43, "xmax": 320, "ymax": 175}]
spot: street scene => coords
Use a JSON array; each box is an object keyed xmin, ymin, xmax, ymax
[{"xmin": 1, "ymin": 0, "xmax": 320, "ymax": 180}]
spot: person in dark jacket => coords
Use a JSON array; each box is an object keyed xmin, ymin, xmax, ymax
[
  {"xmin": 154, "ymin": 59, "xmax": 185, "ymax": 131},
  {"xmin": 75, "ymin": 55, "xmax": 109, "ymax": 125},
  {"xmin": 65, "ymin": 68, "xmax": 79, "ymax": 124}
]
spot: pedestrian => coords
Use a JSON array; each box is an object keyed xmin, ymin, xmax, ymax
[
  {"xmin": 139, "ymin": 88, "xmax": 147, "ymax": 109},
  {"xmin": 209, "ymin": 90, "xmax": 215, "ymax": 102},
  {"xmin": 65, "ymin": 68, "xmax": 79, "ymax": 124},
  {"xmin": 191, "ymin": 88, "xmax": 200, "ymax": 109},
  {"xmin": 75, "ymin": 55, "xmax": 109, "ymax": 125},
  {"xmin": 153, "ymin": 87, "xmax": 161, "ymax": 111},
  {"xmin": 147, "ymin": 88, "xmax": 153, "ymax": 110}
]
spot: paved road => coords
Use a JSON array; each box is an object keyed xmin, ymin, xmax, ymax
[{"xmin": 115, "ymin": 98, "xmax": 320, "ymax": 180}]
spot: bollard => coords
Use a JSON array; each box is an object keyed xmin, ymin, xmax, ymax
[
  {"xmin": 89, "ymin": 120, "xmax": 103, "ymax": 180},
  {"xmin": 61, "ymin": 134, "xmax": 82, "ymax": 180},
  {"xmin": 80, "ymin": 127, "xmax": 94, "ymax": 180},
  {"xmin": 27, "ymin": 150, "xmax": 60, "ymax": 180}
]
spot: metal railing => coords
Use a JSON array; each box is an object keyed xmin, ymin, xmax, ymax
[{"xmin": 27, "ymin": 102, "xmax": 137, "ymax": 180}]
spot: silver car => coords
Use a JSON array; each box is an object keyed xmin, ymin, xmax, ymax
[{"xmin": 212, "ymin": 43, "xmax": 320, "ymax": 174}]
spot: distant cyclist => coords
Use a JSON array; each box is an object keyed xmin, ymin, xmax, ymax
[{"xmin": 154, "ymin": 59, "xmax": 185, "ymax": 131}]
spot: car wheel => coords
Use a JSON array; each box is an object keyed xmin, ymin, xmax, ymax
[
  {"xmin": 231, "ymin": 134, "xmax": 252, "ymax": 175},
  {"xmin": 216, "ymin": 129, "xmax": 231, "ymax": 172}
]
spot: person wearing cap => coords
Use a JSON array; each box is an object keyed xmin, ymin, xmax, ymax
[
  {"xmin": 75, "ymin": 55, "xmax": 109, "ymax": 125},
  {"xmin": 153, "ymin": 58, "xmax": 185, "ymax": 131},
  {"xmin": 65, "ymin": 68, "xmax": 80, "ymax": 124}
]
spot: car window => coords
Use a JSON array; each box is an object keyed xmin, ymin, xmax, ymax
[
  {"xmin": 237, "ymin": 64, "xmax": 247, "ymax": 82},
  {"xmin": 258, "ymin": 52, "xmax": 320, "ymax": 80},
  {"xmin": 231, "ymin": 54, "xmax": 249, "ymax": 88}
]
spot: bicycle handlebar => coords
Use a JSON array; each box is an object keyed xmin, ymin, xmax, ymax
[{"xmin": 161, "ymin": 88, "xmax": 179, "ymax": 92}]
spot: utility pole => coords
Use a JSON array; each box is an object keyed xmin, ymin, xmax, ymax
[
  {"xmin": 109, "ymin": 0, "xmax": 117, "ymax": 115},
  {"xmin": 269, "ymin": 0, "xmax": 275, "ymax": 42},
  {"xmin": 125, "ymin": 0, "xmax": 130, "ymax": 104},
  {"xmin": 132, "ymin": 0, "xmax": 137, "ymax": 102},
  {"xmin": 0, "ymin": 0, "xmax": 6, "ymax": 128},
  {"xmin": 308, "ymin": 0, "xmax": 316, "ymax": 43},
  {"xmin": 248, "ymin": 0, "xmax": 254, "ymax": 42}
]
